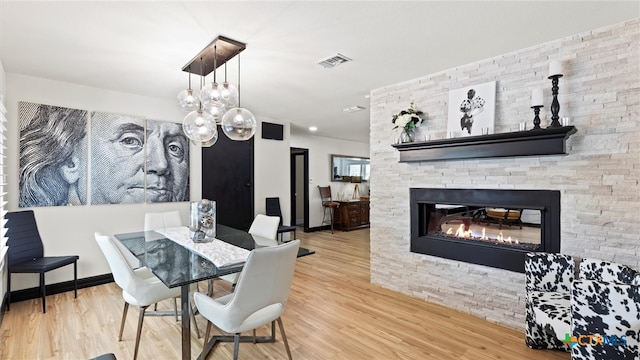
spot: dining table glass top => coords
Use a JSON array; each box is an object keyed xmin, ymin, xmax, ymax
[{"xmin": 113, "ymin": 224, "xmax": 313, "ymax": 289}]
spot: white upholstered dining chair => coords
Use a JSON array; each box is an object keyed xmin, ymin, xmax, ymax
[
  {"xmin": 95, "ymin": 233, "xmax": 184, "ymax": 360},
  {"xmin": 248, "ymin": 214, "xmax": 280, "ymax": 247},
  {"xmin": 193, "ymin": 240, "xmax": 300, "ymax": 360},
  {"xmin": 142, "ymin": 210, "xmax": 203, "ymax": 337},
  {"xmin": 144, "ymin": 210, "xmax": 183, "ymax": 231},
  {"xmin": 218, "ymin": 214, "xmax": 280, "ymax": 287}
]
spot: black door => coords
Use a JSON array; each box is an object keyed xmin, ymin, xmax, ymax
[{"xmin": 202, "ymin": 128, "xmax": 254, "ymax": 231}]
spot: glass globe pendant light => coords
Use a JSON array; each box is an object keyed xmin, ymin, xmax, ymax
[
  {"xmin": 222, "ymin": 53, "xmax": 256, "ymax": 141},
  {"xmin": 201, "ymin": 81, "xmax": 222, "ymax": 107},
  {"xmin": 191, "ymin": 131, "xmax": 218, "ymax": 147},
  {"xmin": 183, "ymin": 109, "xmax": 218, "ymax": 143},
  {"xmin": 204, "ymin": 101, "xmax": 226, "ymax": 124},
  {"xmin": 176, "ymin": 67, "xmax": 201, "ymax": 112},
  {"xmin": 200, "ymin": 45, "xmax": 223, "ymax": 109},
  {"xmin": 221, "ymin": 108, "xmax": 256, "ymax": 141}
]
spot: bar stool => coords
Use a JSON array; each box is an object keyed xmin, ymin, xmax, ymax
[{"xmin": 318, "ymin": 186, "xmax": 340, "ymax": 233}]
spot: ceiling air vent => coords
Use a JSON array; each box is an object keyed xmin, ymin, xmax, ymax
[
  {"xmin": 317, "ymin": 53, "xmax": 352, "ymax": 69},
  {"xmin": 342, "ymin": 105, "xmax": 366, "ymax": 113}
]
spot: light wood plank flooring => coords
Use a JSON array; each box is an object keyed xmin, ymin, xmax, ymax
[{"xmin": 0, "ymin": 228, "xmax": 570, "ymax": 359}]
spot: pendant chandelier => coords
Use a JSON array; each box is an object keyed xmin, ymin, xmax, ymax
[{"xmin": 177, "ymin": 36, "xmax": 256, "ymax": 146}]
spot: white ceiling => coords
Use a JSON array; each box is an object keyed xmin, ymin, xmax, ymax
[{"xmin": 1, "ymin": 1, "xmax": 638, "ymax": 143}]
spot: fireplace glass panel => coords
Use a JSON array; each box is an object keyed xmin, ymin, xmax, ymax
[{"xmin": 428, "ymin": 203, "xmax": 541, "ymax": 251}]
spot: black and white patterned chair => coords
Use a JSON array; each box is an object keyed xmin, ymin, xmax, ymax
[
  {"xmin": 525, "ymin": 252, "xmax": 575, "ymax": 350},
  {"xmin": 571, "ymin": 259, "xmax": 640, "ymax": 360}
]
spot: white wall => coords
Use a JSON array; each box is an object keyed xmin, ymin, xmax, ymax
[
  {"xmin": 290, "ymin": 133, "xmax": 369, "ymax": 228},
  {"xmin": 253, "ymin": 117, "xmax": 292, "ymax": 238},
  {"xmin": 0, "ymin": 60, "xmax": 4, "ymax": 94}
]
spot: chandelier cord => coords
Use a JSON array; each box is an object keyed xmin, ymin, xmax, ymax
[
  {"xmin": 198, "ymin": 58, "xmax": 204, "ymax": 111},
  {"xmin": 187, "ymin": 66, "xmax": 192, "ymax": 90},
  {"xmin": 213, "ymin": 45, "xmax": 217, "ymax": 84}
]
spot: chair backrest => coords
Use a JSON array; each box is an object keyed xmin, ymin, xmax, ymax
[
  {"xmin": 226, "ymin": 240, "xmax": 300, "ymax": 327},
  {"xmin": 248, "ymin": 214, "xmax": 280, "ymax": 240},
  {"xmin": 265, "ymin": 197, "xmax": 284, "ymax": 226},
  {"xmin": 579, "ymin": 258, "xmax": 640, "ymax": 285},
  {"xmin": 5, "ymin": 210, "xmax": 44, "ymax": 267},
  {"xmin": 144, "ymin": 210, "xmax": 182, "ymax": 231},
  {"xmin": 318, "ymin": 186, "xmax": 332, "ymax": 203},
  {"xmin": 94, "ymin": 233, "xmax": 146, "ymax": 297},
  {"xmin": 525, "ymin": 252, "xmax": 575, "ymax": 293}
]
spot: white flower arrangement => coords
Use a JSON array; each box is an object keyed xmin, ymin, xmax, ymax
[{"xmin": 392, "ymin": 101, "xmax": 424, "ymax": 135}]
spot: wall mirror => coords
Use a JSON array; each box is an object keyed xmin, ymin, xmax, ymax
[{"xmin": 331, "ymin": 154, "xmax": 370, "ymax": 182}]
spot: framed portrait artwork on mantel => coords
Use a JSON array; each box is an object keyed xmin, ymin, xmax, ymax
[{"xmin": 447, "ymin": 81, "xmax": 496, "ymax": 137}]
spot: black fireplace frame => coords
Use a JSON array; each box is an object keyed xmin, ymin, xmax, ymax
[{"xmin": 410, "ymin": 188, "xmax": 560, "ymax": 273}]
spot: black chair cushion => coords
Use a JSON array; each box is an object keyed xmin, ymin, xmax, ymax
[{"xmin": 10, "ymin": 255, "xmax": 79, "ymax": 273}]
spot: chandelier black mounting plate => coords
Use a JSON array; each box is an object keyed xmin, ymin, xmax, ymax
[{"xmin": 182, "ymin": 35, "xmax": 246, "ymax": 76}]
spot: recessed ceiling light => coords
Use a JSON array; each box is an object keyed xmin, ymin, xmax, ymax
[
  {"xmin": 342, "ymin": 105, "xmax": 366, "ymax": 113},
  {"xmin": 309, "ymin": 126, "xmax": 318, "ymax": 132}
]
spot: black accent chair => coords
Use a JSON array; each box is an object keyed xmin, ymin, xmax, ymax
[
  {"xmin": 5, "ymin": 210, "xmax": 79, "ymax": 313},
  {"xmin": 265, "ymin": 197, "xmax": 296, "ymax": 242}
]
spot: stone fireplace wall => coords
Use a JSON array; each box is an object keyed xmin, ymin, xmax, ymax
[{"xmin": 369, "ymin": 19, "xmax": 639, "ymax": 329}]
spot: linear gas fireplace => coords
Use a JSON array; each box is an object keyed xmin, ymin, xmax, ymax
[{"xmin": 410, "ymin": 188, "xmax": 560, "ymax": 273}]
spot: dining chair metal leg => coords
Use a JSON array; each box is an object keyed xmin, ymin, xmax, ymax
[
  {"xmin": 73, "ymin": 261, "xmax": 78, "ymax": 298},
  {"xmin": 133, "ymin": 306, "xmax": 148, "ymax": 360},
  {"xmin": 271, "ymin": 320, "xmax": 276, "ymax": 340},
  {"xmin": 277, "ymin": 317, "xmax": 293, "ymax": 360},
  {"xmin": 191, "ymin": 302, "xmax": 201, "ymax": 338},
  {"xmin": 233, "ymin": 333, "xmax": 240, "ymax": 360},
  {"xmin": 40, "ymin": 272, "xmax": 46, "ymax": 313},
  {"xmin": 203, "ymin": 321, "xmax": 212, "ymax": 348},
  {"xmin": 118, "ymin": 302, "xmax": 129, "ymax": 341},
  {"xmin": 173, "ymin": 298, "xmax": 178, "ymax": 322},
  {"xmin": 199, "ymin": 321, "xmax": 213, "ymax": 359}
]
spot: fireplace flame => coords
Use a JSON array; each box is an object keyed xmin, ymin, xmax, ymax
[
  {"xmin": 453, "ymin": 224, "xmax": 476, "ymax": 238},
  {"xmin": 445, "ymin": 223, "xmax": 519, "ymax": 245}
]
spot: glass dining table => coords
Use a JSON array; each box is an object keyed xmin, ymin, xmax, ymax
[{"xmin": 114, "ymin": 224, "xmax": 314, "ymax": 360}]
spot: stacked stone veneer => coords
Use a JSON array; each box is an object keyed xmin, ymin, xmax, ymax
[{"xmin": 369, "ymin": 19, "xmax": 639, "ymax": 330}]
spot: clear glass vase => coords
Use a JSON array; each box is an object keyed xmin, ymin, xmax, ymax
[
  {"xmin": 400, "ymin": 128, "xmax": 414, "ymax": 143},
  {"xmin": 189, "ymin": 199, "xmax": 216, "ymax": 243}
]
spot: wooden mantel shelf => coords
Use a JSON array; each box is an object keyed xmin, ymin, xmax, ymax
[{"xmin": 392, "ymin": 126, "xmax": 577, "ymax": 162}]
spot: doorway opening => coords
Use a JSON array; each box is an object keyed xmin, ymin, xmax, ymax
[{"xmin": 291, "ymin": 147, "xmax": 309, "ymax": 232}]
